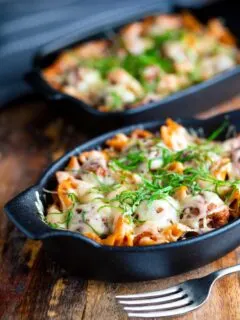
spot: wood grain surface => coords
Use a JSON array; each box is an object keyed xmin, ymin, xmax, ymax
[{"xmin": 0, "ymin": 97, "xmax": 240, "ymax": 320}]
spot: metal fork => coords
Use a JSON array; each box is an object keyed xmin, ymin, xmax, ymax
[{"xmin": 116, "ymin": 264, "xmax": 240, "ymax": 318}]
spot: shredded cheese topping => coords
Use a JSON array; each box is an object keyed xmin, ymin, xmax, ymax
[
  {"xmin": 43, "ymin": 13, "xmax": 239, "ymax": 112},
  {"xmin": 45, "ymin": 119, "xmax": 240, "ymax": 246}
]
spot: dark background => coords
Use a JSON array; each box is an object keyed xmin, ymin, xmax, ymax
[{"xmin": 0, "ymin": 0, "xmax": 236, "ymax": 106}]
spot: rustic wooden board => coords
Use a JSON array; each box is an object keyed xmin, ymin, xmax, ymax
[{"xmin": 0, "ymin": 97, "xmax": 240, "ymax": 320}]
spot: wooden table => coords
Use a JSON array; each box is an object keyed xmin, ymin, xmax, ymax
[{"xmin": 0, "ymin": 96, "xmax": 240, "ymax": 320}]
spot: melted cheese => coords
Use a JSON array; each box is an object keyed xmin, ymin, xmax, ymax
[
  {"xmin": 45, "ymin": 118, "xmax": 238, "ymax": 246},
  {"xmin": 136, "ymin": 197, "xmax": 179, "ymax": 230},
  {"xmin": 69, "ymin": 200, "xmax": 112, "ymax": 236},
  {"xmin": 181, "ymin": 191, "xmax": 227, "ymax": 230}
]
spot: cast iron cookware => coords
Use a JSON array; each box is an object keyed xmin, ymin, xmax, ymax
[
  {"xmin": 25, "ymin": 5, "xmax": 240, "ymax": 132},
  {"xmin": 5, "ymin": 111, "xmax": 240, "ymax": 281}
]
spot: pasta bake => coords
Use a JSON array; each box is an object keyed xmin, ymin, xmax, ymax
[
  {"xmin": 43, "ymin": 12, "xmax": 239, "ymax": 112},
  {"xmin": 45, "ymin": 119, "xmax": 240, "ymax": 246}
]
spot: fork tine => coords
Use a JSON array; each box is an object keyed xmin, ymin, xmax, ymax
[
  {"xmin": 127, "ymin": 305, "xmax": 196, "ymax": 318},
  {"xmin": 116, "ymin": 286, "xmax": 179, "ymax": 299},
  {"xmin": 118, "ymin": 291, "xmax": 186, "ymax": 305},
  {"xmin": 123, "ymin": 296, "xmax": 191, "ymax": 311}
]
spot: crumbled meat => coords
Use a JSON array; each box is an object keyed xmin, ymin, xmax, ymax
[{"xmin": 210, "ymin": 209, "xmax": 229, "ymax": 227}]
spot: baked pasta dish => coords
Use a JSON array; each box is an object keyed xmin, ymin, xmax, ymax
[
  {"xmin": 45, "ymin": 119, "xmax": 240, "ymax": 246},
  {"xmin": 43, "ymin": 12, "xmax": 239, "ymax": 112}
]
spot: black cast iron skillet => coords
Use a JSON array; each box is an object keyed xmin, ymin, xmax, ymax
[
  {"xmin": 4, "ymin": 111, "xmax": 240, "ymax": 282},
  {"xmin": 25, "ymin": 3, "xmax": 240, "ymax": 132}
]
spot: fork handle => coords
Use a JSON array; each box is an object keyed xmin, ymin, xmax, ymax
[{"xmin": 213, "ymin": 264, "xmax": 240, "ymax": 281}]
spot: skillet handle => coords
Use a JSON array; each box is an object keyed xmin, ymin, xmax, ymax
[
  {"xmin": 25, "ymin": 71, "xmax": 62, "ymax": 101},
  {"xmin": 4, "ymin": 186, "xmax": 52, "ymax": 240}
]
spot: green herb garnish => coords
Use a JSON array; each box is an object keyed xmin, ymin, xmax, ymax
[
  {"xmin": 207, "ymin": 120, "xmax": 229, "ymax": 142},
  {"xmin": 64, "ymin": 193, "xmax": 79, "ymax": 228},
  {"xmin": 65, "ymin": 208, "xmax": 74, "ymax": 228},
  {"xmin": 48, "ymin": 222, "xmax": 60, "ymax": 229},
  {"xmin": 112, "ymin": 151, "xmax": 145, "ymax": 171},
  {"xmin": 81, "ymin": 211, "xmax": 101, "ymax": 236},
  {"xmin": 81, "ymin": 56, "xmax": 121, "ymax": 77},
  {"xmin": 153, "ymin": 29, "xmax": 185, "ymax": 46},
  {"xmin": 109, "ymin": 92, "xmax": 123, "ymax": 110}
]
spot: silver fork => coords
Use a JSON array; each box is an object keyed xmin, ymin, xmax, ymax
[{"xmin": 116, "ymin": 264, "xmax": 240, "ymax": 318}]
